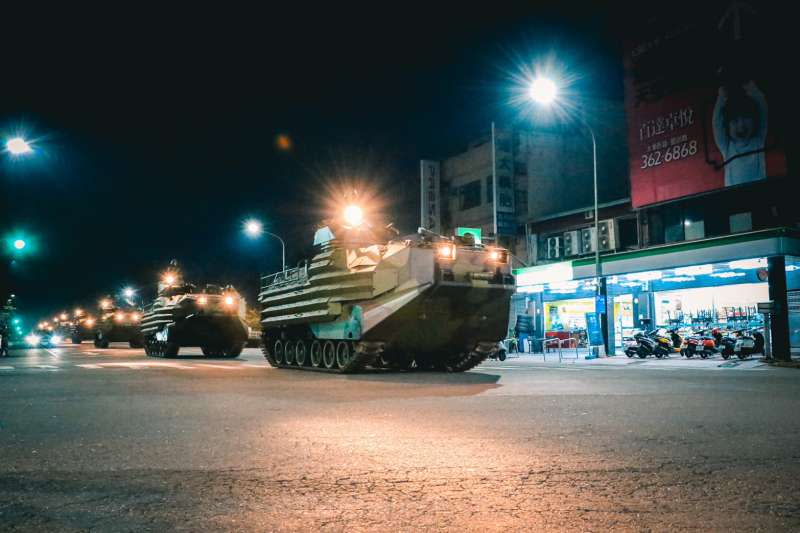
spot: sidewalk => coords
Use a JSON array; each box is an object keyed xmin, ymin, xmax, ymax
[{"xmin": 499, "ymin": 351, "xmax": 773, "ymax": 370}]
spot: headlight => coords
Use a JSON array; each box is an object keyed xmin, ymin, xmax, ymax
[
  {"xmin": 85, "ymin": 318, "xmax": 95, "ymax": 327},
  {"xmin": 51, "ymin": 335, "xmax": 63, "ymax": 344},
  {"xmin": 114, "ymin": 313, "xmax": 125, "ymax": 322},
  {"xmin": 437, "ymin": 244, "xmax": 456, "ymax": 260},
  {"xmin": 486, "ymin": 249, "xmax": 508, "ymax": 263},
  {"xmin": 25, "ymin": 334, "xmax": 41, "ymax": 347},
  {"xmin": 343, "ymin": 204, "xmax": 364, "ymax": 227},
  {"xmin": 131, "ymin": 313, "xmax": 140, "ymax": 322},
  {"xmin": 197, "ymin": 296, "xmax": 208, "ymax": 306},
  {"xmin": 224, "ymin": 296, "xmax": 235, "ymax": 306}
]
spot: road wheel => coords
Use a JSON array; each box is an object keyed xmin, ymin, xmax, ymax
[
  {"xmin": 273, "ymin": 340, "xmax": 285, "ymax": 365},
  {"xmin": 164, "ymin": 342, "xmax": 179, "ymax": 357},
  {"xmin": 637, "ymin": 347, "xmax": 648, "ymax": 359},
  {"xmin": 310, "ymin": 341, "xmax": 322, "ymax": 367},
  {"xmin": 284, "ymin": 340, "xmax": 296, "ymax": 366},
  {"xmin": 721, "ymin": 352, "xmax": 730, "ymax": 360},
  {"xmin": 222, "ymin": 343, "xmax": 244, "ymax": 358},
  {"xmin": 129, "ymin": 339, "xmax": 143, "ymax": 349},
  {"xmin": 336, "ymin": 341, "xmax": 351, "ymax": 369},
  {"xmin": 295, "ymin": 340, "xmax": 307, "ymax": 366},
  {"xmin": 498, "ymin": 350, "xmax": 507, "ymax": 361},
  {"xmin": 98, "ymin": 338, "xmax": 109, "ymax": 349},
  {"xmin": 322, "ymin": 341, "xmax": 336, "ymax": 369}
]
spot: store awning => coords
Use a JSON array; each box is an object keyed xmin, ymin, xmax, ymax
[{"xmin": 514, "ymin": 227, "xmax": 800, "ymax": 284}]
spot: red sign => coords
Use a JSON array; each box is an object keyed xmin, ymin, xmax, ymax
[{"xmin": 624, "ymin": 3, "xmax": 787, "ymax": 208}]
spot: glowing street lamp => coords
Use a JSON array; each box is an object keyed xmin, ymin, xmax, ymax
[
  {"xmin": 13, "ymin": 239, "xmax": 26, "ymax": 250},
  {"xmin": 123, "ymin": 287, "xmax": 135, "ymax": 298},
  {"xmin": 5, "ymin": 137, "xmax": 33, "ymax": 156},
  {"xmin": 528, "ymin": 77, "xmax": 558, "ymax": 105},
  {"xmin": 243, "ymin": 218, "xmax": 286, "ymax": 272},
  {"xmin": 528, "ymin": 75, "xmax": 600, "ymax": 281}
]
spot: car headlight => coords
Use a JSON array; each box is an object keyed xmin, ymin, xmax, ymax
[
  {"xmin": 26, "ymin": 334, "xmax": 41, "ymax": 347},
  {"xmin": 51, "ymin": 335, "xmax": 62, "ymax": 344}
]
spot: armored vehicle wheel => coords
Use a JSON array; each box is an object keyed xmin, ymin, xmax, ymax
[
  {"xmin": 273, "ymin": 340, "xmax": 285, "ymax": 365},
  {"xmin": 164, "ymin": 342, "xmax": 179, "ymax": 358},
  {"xmin": 96, "ymin": 338, "xmax": 109, "ymax": 349},
  {"xmin": 322, "ymin": 341, "xmax": 336, "ymax": 369},
  {"xmin": 335, "ymin": 341, "xmax": 352, "ymax": 369},
  {"xmin": 284, "ymin": 340, "xmax": 296, "ymax": 366},
  {"xmin": 129, "ymin": 339, "xmax": 143, "ymax": 349},
  {"xmin": 222, "ymin": 343, "xmax": 244, "ymax": 358},
  {"xmin": 295, "ymin": 340, "xmax": 308, "ymax": 366},
  {"xmin": 201, "ymin": 346, "xmax": 220, "ymax": 356},
  {"xmin": 310, "ymin": 341, "xmax": 322, "ymax": 367}
]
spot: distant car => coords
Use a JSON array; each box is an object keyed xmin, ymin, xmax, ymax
[{"xmin": 25, "ymin": 331, "xmax": 62, "ymax": 348}]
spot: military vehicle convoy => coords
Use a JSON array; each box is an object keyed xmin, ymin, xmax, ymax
[
  {"xmin": 69, "ymin": 309, "xmax": 96, "ymax": 344},
  {"xmin": 258, "ymin": 204, "xmax": 515, "ymax": 373},
  {"xmin": 139, "ymin": 264, "xmax": 248, "ymax": 358},
  {"xmin": 93, "ymin": 298, "xmax": 144, "ymax": 348}
]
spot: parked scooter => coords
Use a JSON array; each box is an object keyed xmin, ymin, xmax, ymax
[
  {"xmin": 625, "ymin": 329, "xmax": 672, "ymax": 359},
  {"xmin": 681, "ymin": 328, "xmax": 717, "ymax": 359}
]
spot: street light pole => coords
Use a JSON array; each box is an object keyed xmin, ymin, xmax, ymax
[{"xmin": 263, "ymin": 230, "xmax": 286, "ymax": 272}]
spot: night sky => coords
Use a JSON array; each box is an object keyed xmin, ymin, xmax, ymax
[{"xmin": 1, "ymin": 4, "xmax": 623, "ymax": 320}]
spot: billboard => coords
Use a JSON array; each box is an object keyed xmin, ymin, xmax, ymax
[
  {"xmin": 624, "ymin": 2, "xmax": 787, "ymax": 208},
  {"xmin": 492, "ymin": 123, "xmax": 517, "ymax": 235},
  {"xmin": 420, "ymin": 160, "xmax": 441, "ymax": 234}
]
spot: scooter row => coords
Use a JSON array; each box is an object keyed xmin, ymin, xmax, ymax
[{"xmin": 624, "ymin": 327, "xmax": 765, "ymax": 360}]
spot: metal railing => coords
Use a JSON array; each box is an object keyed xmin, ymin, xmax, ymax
[
  {"xmin": 514, "ymin": 337, "xmax": 581, "ymax": 363},
  {"xmin": 260, "ymin": 261, "xmax": 308, "ymax": 291}
]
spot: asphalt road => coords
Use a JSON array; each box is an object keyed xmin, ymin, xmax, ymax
[{"xmin": 1, "ymin": 343, "xmax": 799, "ymax": 532}]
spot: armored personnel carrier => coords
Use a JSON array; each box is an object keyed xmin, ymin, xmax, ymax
[
  {"xmin": 140, "ymin": 264, "xmax": 248, "ymax": 358},
  {"xmin": 93, "ymin": 298, "xmax": 144, "ymax": 348},
  {"xmin": 68, "ymin": 309, "xmax": 95, "ymax": 344},
  {"xmin": 259, "ymin": 204, "xmax": 515, "ymax": 373}
]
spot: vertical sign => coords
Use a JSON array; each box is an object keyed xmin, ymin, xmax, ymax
[
  {"xmin": 492, "ymin": 123, "xmax": 517, "ymax": 236},
  {"xmin": 420, "ymin": 160, "xmax": 441, "ymax": 234}
]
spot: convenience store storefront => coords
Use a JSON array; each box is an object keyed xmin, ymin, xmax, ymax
[{"xmin": 512, "ymin": 228, "xmax": 800, "ymax": 358}]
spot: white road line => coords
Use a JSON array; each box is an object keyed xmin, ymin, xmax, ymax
[
  {"xmin": 46, "ymin": 349, "xmax": 61, "ymax": 357},
  {"xmin": 100, "ymin": 362, "xmax": 194, "ymax": 370},
  {"xmin": 243, "ymin": 363, "xmax": 271, "ymax": 368},
  {"xmin": 36, "ymin": 365, "xmax": 60, "ymax": 370},
  {"xmin": 76, "ymin": 364, "xmax": 103, "ymax": 369},
  {"xmin": 0, "ymin": 365, "xmax": 14, "ymax": 371},
  {"xmin": 196, "ymin": 363, "xmax": 242, "ymax": 370}
]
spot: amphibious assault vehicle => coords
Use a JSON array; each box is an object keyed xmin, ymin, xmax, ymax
[
  {"xmin": 259, "ymin": 204, "xmax": 515, "ymax": 373},
  {"xmin": 140, "ymin": 265, "xmax": 248, "ymax": 358},
  {"xmin": 69, "ymin": 309, "xmax": 96, "ymax": 344},
  {"xmin": 93, "ymin": 298, "xmax": 144, "ymax": 348}
]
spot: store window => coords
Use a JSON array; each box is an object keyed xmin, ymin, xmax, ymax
[
  {"xmin": 730, "ymin": 212, "xmax": 753, "ymax": 233},
  {"xmin": 459, "ymin": 180, "xmax": 481, "ymax": 210}
]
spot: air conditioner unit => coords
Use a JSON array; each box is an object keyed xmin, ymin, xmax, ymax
[
  {"xmin": 597, "ymin": 219, "xmax": 617, "ymax": 251},
  {"xmin": 581, "ymin": 227, "xmax": 596, "ymax": 254},
  {"xmin": 563, "ymin": 230, "xmax": 580, "ymax": 256},
  {"xmin": 546, "ymin": 236, "xmax": 561, "ymax": 259}
]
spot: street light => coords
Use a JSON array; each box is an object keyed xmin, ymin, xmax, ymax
[
  {"xmin": 243, "ymin": 218, "xmax": 286, "ymax": 272},
  {"xmin": 528, "ymin": 76, "xmax": 600, "ymax": 282},
  {"xmin": 123, "ymin": 287, "xmax": 135, "ymax": 299},
  {"xmin": 13, "ymin": 239, "xmax": 26, "ymax": 250},
  {"xmin": 5, "ymin": 137, "xmax": 32, "ymax": 156}
]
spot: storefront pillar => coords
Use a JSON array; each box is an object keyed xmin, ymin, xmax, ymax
[
  {"xmin": 598, "ymin": 277, "xmax": 610, "ymax": 355},
  {"xmin": 768, "ymin": 256, "xmax": 791, "ymax": 361}
]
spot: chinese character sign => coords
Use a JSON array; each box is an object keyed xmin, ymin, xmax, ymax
[
  {"xmin": 624, "ymin": 2, "xmax": 787, "ymax": 207},
  {"xmin": 420, "ymin": 160, "xmax": 441, "ymax": 234}
]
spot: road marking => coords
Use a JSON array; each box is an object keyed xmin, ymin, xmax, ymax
[
  {"xmin": 195, "ymin": 363, "xmax": 242, "ymax": 370},
  {"xmin": 36, "ymin": 365, "xmax": 60, "ymax": 370},
  {"xmin": 243, "ymin": 363, "xmax": 272, "ymax": 368},
  {"xmin": 0, "ymin": 365, "xmax": 14, "ymax": 371},
  {"xmin": 100, "ymin": 362, "xmax": 194, "ymax": 370},
  {"xmin": 76, "ymin": 364, "xmax": 103, "ymax": 369},
  {"xmin": 46, "ymin": 349, "xmax": 61, "ymax": 357}
]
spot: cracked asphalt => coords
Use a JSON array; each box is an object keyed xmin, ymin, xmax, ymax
[{"xmin": 1, "ymin": 343, "xmax": 799, "ymax": 531}]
